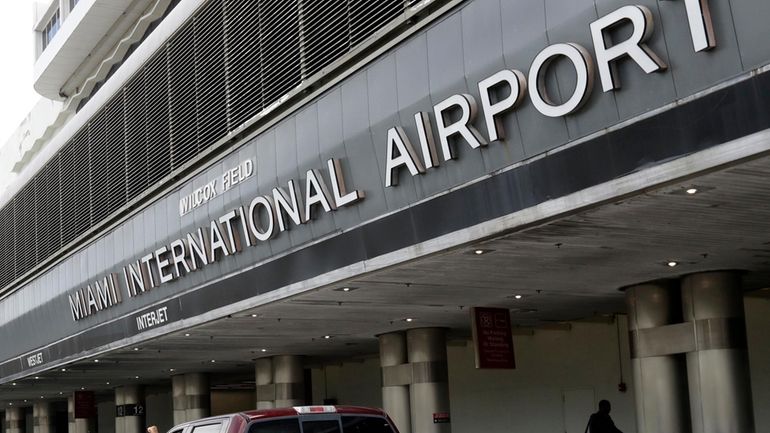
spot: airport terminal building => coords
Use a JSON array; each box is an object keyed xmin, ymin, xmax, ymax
[{"xmin": 1, "ymin": 0, "xmax": 770, "ymax": 432}]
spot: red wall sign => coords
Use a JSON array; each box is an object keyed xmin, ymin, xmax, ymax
[
  {"xmin": 74, "ymin": 391, "xmax": 96, "ymax": 419},
  {"xmin": 471, "ymin": 307, "xmax": 516, "ymax": 369},
  {"xmin": 433, "ymin": 412, "xmax": 451, "ymax": 424}
]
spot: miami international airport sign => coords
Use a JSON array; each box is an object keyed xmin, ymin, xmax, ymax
[
  {"xmin": 67, "ymin": 157, "xmax": 363, "ymax": 322},
  {"xmin": 66, "ymin": 0, "xmax": 716, "ymax": 322}
]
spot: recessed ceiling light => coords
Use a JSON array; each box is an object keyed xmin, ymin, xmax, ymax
[
  {"xmin": 514, "ymin": 295, "xmax": 523, "ymax": 299},
  {"xmin": 667, "ymin": 261, "xmax": 678, "ymax": 267},
  {"xmin": 11, "ymin": 383, "xmax": 16, "ymax": 386},
  {"xmin": 106, "ymin": 382, "xmax": 111, "ymax": 385},
  {"xmin": 261, "ymin": 349, "xmax": 267, "ymax": 352},
  {"xmin": 93, "ymin": 359, "xmax": 99, "ymax": 363},
  {"xmin": 40, "ymin": 396, "xmax": 43, "ymax": 399},
  {"xmin": 61, "ymin": 368, "xmax": 66, "ymax": 372},
  {"xmin": 34, "ymin": 376, "xmax": 40, "ymax": 379},
  {"xmin": 470, "ymin": 248, "xmax": 494, "ymax": 256},
  {"xmin": 59, "ymin": 392, "xmax": 63, "ymax": 395},
  {"xmin": 80, "ymin": 387, "xmax": 85, "ymax": 390},
  {"xmin": 8, "ymin": 403, "xmax": 12, "ymax": 406},
  {"xmin": 133, "ymin": 348, "xmax": 139, "ymax": 351},
  {"xmin": 323, "ymin": 335, "xmax": 332, "ymax": 339},
  {"xmin": 210, "ymin": 359, "xmax": 216, "ymax": 363},
  {"xmin": 334, "ymin": 286, "xmax": 357, "ymax": 292},
  {"xmin": 134, "ymin": 376, "xmax": 139, "ymax": 379},
  {"xmin": 686, "ymin": 188, "xmax": 698, "ymax": 195},
  {"xmin": 184, "ymin": 333, "xmax": 191, "ymax": 337},
  {"xmin": 251, "ymin": 314, "xmax": 258, "ymax": 318},
  {"xmin": 404, "ymin": 318, "xmax": 414, "ymax": 322},
  {"xmin": 169, "ymin": 368, "xmax": 175, "ymax": 372},
  {"xmin": 23, "ymin": 400, "xmax": 27, "ymax": 403}
]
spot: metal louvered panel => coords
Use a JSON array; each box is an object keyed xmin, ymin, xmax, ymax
[
  {"xmin": 125, "ymin": 76, "xmax": 148, "ymax": 200},
  {"xmin": 35, "ymin": 157, "xmax": 62, "ymax": 260},
  {"xmin": 259, "ymin": 1, "xmax": 301, "ymax": 106},
  {"xmin": 59, "ymin": 130, "xmax": 91, "ymax": 246},
  {"xmin": 168, "ymin": 21, "xmax": 198, "ymax": 168},
  {"xmin": 89, "ymin": 105, "xmax": 111, "ymax": 223},
  {"xmin": 224, "ymin": 0, "xmax": 261, "ymax": 129},
  {"xmin": 194, "ymin": 0, "xmax": 228, "ymax": 150},
  {"xmin": 104, "ymin": 94, "xmax": 128, "ymax": 212},
  {"xmin": 0, "ymin": 0, "xmax": 439, "ymax": 291},
  {"xmin": 13, "ymin": 182, "xmax": 37, "ymax": 277},
  {"xmin": 0, "ymin": 204, "xmax": 14, "ymax": 287},
  {"xmin": 303, "ymin": 0, "xmax": 349, "ymax": 78},
  {"xmin": 144, "ymin": 50, "xmax": 172, "ymax": 186},
  {"xmin": 349, "ymin": 0, "xmax": 404, "ymax": 46}
]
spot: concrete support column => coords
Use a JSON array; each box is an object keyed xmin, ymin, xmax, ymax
[
  {"xmin": 626, "ymin": 282, "xmax": 691, "ymax": 433},
  {"xmin": 67, "ymin": 396, "xmax": 88, "ymax": 433},
  {"xmin": 172, "ymin": 374, "xmax": 210, "ymax": 424},
  {"xmin": 379, "ymin": 332, "xmax": 411, "ymax": 433},
  {"xmin": 184, "ymin": 374, "xmax": 210, "ymax": 422},
  {"xmin": 406, "ymin": 328, "xmax": 450, "ymax": 433},
  {"xmin": 255, "ymin": 358, "xmax": 275, "ymax": 410},
  {"xmin": 273, "ymin": 355, "xmax": 305, "ymax": 407},
  {"xmin": 682, "ymin": 272, "xmax": 755, "ymax": 433},
  {"xmin": 255, "ymin": 356, "xmax": 305, "ymax": 408},
  {"xmin": 33, "ymin": 402, "xmax": 51, "ymax": 433},
  {"xmin": 115, "ymin": 387, "xmax": 125, "ymax": 433},
  {"xmin": 116, "ymin": 385, "xmax": 143, "ymax": 433},
  {"xmin": 172, "ymin": 375, "xmax": 186, "ymax": 425},
  {"xmin": 5, "ymin": 407, "xmax": 23, "ymax": 433}
]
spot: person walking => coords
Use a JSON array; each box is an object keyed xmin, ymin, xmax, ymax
[{"xmin": 586, "ymin": 400, "xmax": 623, "ymax": 433}]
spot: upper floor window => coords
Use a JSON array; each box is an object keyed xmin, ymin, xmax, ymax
[
  {"xmin": 69, "ymin": 0, "xmax": 80, "ymax": 11},
  {"xmin": 42, "ymin": 9, "xmax": 60, "ymax": 50}
]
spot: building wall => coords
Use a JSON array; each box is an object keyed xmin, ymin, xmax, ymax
[
  {"xmin": 745, "ymin": 296, "xmax": 770, "ymax": 432},
  {"xmin": 210, "ymin": 390, "xmax": 255, "ymax": 417},
  {"xmin": 311, "ymin": 358, "xmax": 382, "ymax": 408},
  {"xmin": 448, "ymin": 320, "xmax": 636, "ymax": 433},
  {"xmin": 97, "ymin": 398, "xmax": 115, "ymax": 433},
  {"xmin": 5, "ymin": 0, "xmax": 770, "ymax": 372},
  {"xmin": 145, "ymin": 386, "xmax": 173, "ymax": 433}
]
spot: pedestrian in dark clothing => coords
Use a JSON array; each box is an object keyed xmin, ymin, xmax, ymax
[{"xmin": 586, "ymin": 400, "xmax": 623, "ymax": 433}]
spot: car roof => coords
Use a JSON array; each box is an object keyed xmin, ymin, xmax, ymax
[
  {"xmin": 169, "ymin": 405, "xmax": 389, "ymax": 432},
  {"xmin": 242, "ymin": 406, "xmax": 387, "ymax": 421}
]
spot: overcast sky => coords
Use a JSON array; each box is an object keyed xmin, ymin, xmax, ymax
[{"xmin": 0, "ymin": 1, "xmax": 40, "ymax": 145}]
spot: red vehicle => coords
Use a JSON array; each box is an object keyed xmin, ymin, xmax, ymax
[{"xmin": 168, "ymin": 406, "xmax": 399, "ymax": 433}]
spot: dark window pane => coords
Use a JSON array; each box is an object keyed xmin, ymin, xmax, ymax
[
  {"xmin": 302, "ymin": 420, "xmax": 341, "ymax": 433},
  {"xmin": 342, "ymin": 416, "xmax": 394, "ymax": 433},
  {"xmin": 191, "ymin": 423, "xmax": 222, "ymax": 433},
  {"xmin": 248, "ymin": 419, "xmax": 301, "ymax": 433}
]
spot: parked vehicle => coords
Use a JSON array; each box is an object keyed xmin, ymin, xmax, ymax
[{"xmin": 168, "ymin": 406, "xmax": 399, "ymax": 433}]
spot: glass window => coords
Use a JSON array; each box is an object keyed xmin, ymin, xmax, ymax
[
  {"xmin": 341, "ymin": 416, "xmax": 394, "ymax": 433},
  {"xmin": 69, "ymin": 0, "xmax": 80, "ymax": 10},
  {"xmin": 42, "ymin": 9, "xmax": 60, "ymax": 50},
  {"xmin": 191, "ymin": 423, "xmax": 222, "ymax": 433},
  {"xmin": 302, "ymin": 420, "xmax": 341, "ymax": 433},
  {"xmin": 248, "ymin": 419, "xmax": 301, "ymax": 433}
]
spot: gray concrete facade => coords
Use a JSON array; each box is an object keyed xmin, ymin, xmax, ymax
[
  {"xmin": 2, "ymin": 0, "xmax": 770, "ymax": 379},
  {"xmin": 1, "ymin": 4, "xmax": 770, "ymax": 433}
]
